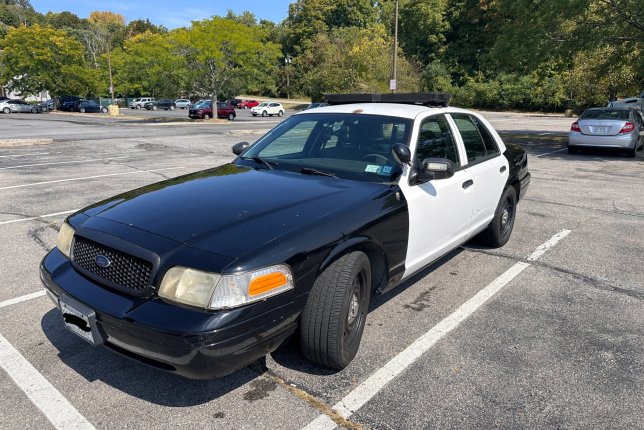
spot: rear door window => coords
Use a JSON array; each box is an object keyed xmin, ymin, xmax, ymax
[{"xmin": 451, "ymin": 114, "xmax": 500, "ymax": 165}]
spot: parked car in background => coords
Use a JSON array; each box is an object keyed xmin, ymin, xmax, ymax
[
  {"xmin": 303, "ymin": 102, "xmax": 329, "ymax": 110},
  {"xmin": 228, "ymin": 98, "xmax": 242, "ymax": 108},
  {"xmin": 188, "ymin": 100, "xmax": 236, "ymax": 120},
  {"xmin": 72, "ymin": 100, "xmax": 108, "ymax": 114},
  {"xmin": 568, "ymin": 107, "xmax": 644, "ymax": 157},
  {"xmin": 145, "ymin": 99, "xmax": 176, "ymax": 111},
  {"xmin": 251, "ymin": 102, "xmax": 284, "ymax": 117},
  {"xmin": 239, "ymin": 99, "xmax": 259, "ymax": 109},
  {"xmin": 175, "ymin": 99, "xmax": 191, "ymax": 109},
  {"xmin": 0, "ymin": 99, "xmax": 43, "ymax": 113},
  {"xmin": 129, "ymin": 97, "xmax": 156, "ymax": 109},
  {"xmin": 608, "ymin": 91, "xmax": 644, "ymax": 111},
  {"xmin": 58, "ymin": 96, "xmax": 82, "ymax": 111},
  {"xmin": 38, "ymin": 100, "xmax": 55, "ymax": 111}
]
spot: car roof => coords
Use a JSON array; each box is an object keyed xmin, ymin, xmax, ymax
[{"xmin": 293, "ymin": 103, "xmax": 468, "ymax": 120}]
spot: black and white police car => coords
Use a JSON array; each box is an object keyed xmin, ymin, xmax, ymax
[{"xmin": 41, "ymin": 93, "xmax": 530, "ymax": 378}]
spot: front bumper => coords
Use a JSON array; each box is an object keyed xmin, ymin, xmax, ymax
[{"xmin": 40, "ymin": 249, "xmax": 298, "ymax": 379}]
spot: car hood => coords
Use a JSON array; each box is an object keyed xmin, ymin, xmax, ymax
[{"xmin": 82, "ymin": 165, "xmax": 388, "ymax": 259}]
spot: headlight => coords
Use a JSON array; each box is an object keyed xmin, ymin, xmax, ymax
[
  {"xmin": 158, "ymin": 264, "xmax": 293, "ymax": 310},
  {"xmin": 56, "ymin": 222, "xmax": 75, "ymax": 258}
]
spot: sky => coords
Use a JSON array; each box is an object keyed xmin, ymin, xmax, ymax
[{"xmin": 30, "ymin": 1, "xmax": 293, "ymax": 28}]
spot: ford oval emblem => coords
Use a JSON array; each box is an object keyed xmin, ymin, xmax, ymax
[{"xmin": 95, "ymin": 254, "xmax": 111, "ymax": 268}]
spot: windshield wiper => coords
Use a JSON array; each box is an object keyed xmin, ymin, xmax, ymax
[
  {"xmin": 243, "ymin": 156, "xmax": 277, "ymax": 170},
  {"xmin": 299, "ymin": 167, "xmax": 336, "ymax": 177}
]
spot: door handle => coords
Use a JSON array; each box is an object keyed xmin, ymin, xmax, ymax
[
  {"xmin": 500, "ymin": 165, "xmax": 507, "ymax": 173},
  {"xmin": 462, "ymin": 179, "xmax": 474, "ymax": 189}
]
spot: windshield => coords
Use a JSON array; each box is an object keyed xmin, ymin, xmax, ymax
[
  {"xmin": 257, "ymin": 102, "xmax": 268, "ymax": 107},
  {"xmin": 581, "ymin": 109, "xmax": 630, "ymax": 121},
  {"xmin": 193, "ymin": 100, "xmax": 210, "ymax": 108},
  {"xmin": 236, "ymin": 113, "xmax": 412, "ymax": 183}
]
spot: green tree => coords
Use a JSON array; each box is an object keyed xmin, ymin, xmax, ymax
[
  {"xmin": 173, "ymin": 17, "xmax": 281, "ymax": 104},
  {"xmin": 126, "ymin": 19, "xmax": 167, "ymax": 38},
  {"xmin": 297, "ymin": 25, "xmax": 420, "ymax": 100},
  {"xmin": 0, "ymin": 24, "xmax": 97, "ymax": 96},
  {"xmin": 111, "ymin": 31, "xmax": 187, "ymax": 97},
  {"xmin": 285, "ymin": 0, "xmax": 378, "ymax": 53},
  {"xmin": 397, "ymin": 0, "xmax": 450, "ymax": 63}
]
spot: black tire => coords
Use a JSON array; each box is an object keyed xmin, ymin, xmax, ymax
[
  {"xmin": 136, "ymin": 105, "xmax": 141, "ymax": 109},
  {"xmin": 626, "ymin": 146, "xmax": 636, "ymax": 158},
  {"xmin": 3, "ymin": 107, "xmax": 11, "ymax": 114},
  {"xmin": 228, "ymin": 112, "xmax": 235, "ymax": 120},
  {"xmin": 262, "ymin": 110, "xmax": 268, "ymax": 117},
  {"xmin": 278, "ymin": 110, "xmax": 284, "ymax": 117},
  {"xmin": 300, "ymin": 251, "xmax": 371, "ymax": 369},
  {"xmin": 170, "ymin": 105, "xmax": 175, "ymax": 111},
  {"xmin": 101, "ymin": 107, "xmax": 108, "ymax": 113},
  {"xmin": 567, "ymin": 146, "xmax": 577, "ymax": 154},
  {"xmin": 79, "ymin": 108, "xmax": 86, "ymax": 113},
  {"xmin": 152, "ymin": 105, "xmax": 158, "ymax": 111},
  {"xmin": 478, "ymin": 186, "xmax": 517, "ymax": 248}
]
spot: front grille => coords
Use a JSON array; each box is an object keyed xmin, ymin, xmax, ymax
[{"xmin": 72, "ymin": 236, "xmax": 152, "ymax": 293}]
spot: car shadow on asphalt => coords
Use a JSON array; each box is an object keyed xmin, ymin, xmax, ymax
[
  {"xmin": 40, "ymin": 309, "xmax": 260, "ymax": 406},
  {"xmin": 269, "ymin": 248, "xmax": 464, "ymax": 375}
]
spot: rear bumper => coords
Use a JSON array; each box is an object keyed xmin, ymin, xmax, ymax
[
  {"xmin": 568, "ymin": 132, "xmax": 639, "ymax": 149},
  {"xmin": 40, "ymin": 249, "xmax": 298, "ymax": 379}
]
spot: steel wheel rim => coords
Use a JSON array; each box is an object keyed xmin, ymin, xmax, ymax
[
  {"xmin": 500, "ymin": 195, "xmax": 514, "ymax": 236},
  {"xmin": 344, "ymin": 269, "xmax": 366, "ymax": 346}
]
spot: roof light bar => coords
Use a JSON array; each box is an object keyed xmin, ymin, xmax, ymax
[{"xmin": 326, "ymin": 92, "xmax": 451, "ymax": 107}]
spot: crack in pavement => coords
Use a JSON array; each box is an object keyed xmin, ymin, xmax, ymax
[
  {"xmin": 461, "ymin": 247, "xmax": 643, "ymax": 301},
  {"xmin": 523, "ymin": 198, "xmax": 644, "ymax": 219},
  {"xmin": 27, "ymin": 223, "xmax": 58, "ymax": 252}
]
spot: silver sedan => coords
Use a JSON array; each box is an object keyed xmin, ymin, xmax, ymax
[
  {"xmin": 568, "ymin": 108, "xmax": 644, "ymax": 157},
  {"xmin": 0, "ymin": 99, "xmax": 43, "ymax": 114}
]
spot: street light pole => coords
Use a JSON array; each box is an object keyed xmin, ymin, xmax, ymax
[
  {"xmin": 285, "ymin": 55, "xmax": 292, "ymax": 100},
  {"xmin": 391, "ymin": 0, "xmax": 399, "ymax": 94}
]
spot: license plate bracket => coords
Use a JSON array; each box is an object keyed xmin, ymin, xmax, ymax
[{"xmin": 59, "ymin": 295, "xmax": 105, "ymax": 346}]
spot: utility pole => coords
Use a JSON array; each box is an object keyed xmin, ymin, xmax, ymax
[
  {"xmin": 285, "ymin": 55, "xmax": 292, "ymax": 100},
  {"xmin": 107, "ymin": 35, "xmax": 115, "ymax": 105},
  {"xmin": 391, "ymin": 0, "xmax": 399, "ymax": 94}
]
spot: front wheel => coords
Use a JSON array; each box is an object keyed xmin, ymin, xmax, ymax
[
  {"xmin": 101, "ymin": 107, "xmax": 108, "ymax": 113},
  {"xmin": 262, "ymin": 110, "xmax": 268, "ymax": 117},
  {"xmin": 79, "ymin": 108, "xmax": 86, "ymax": 113},
  {"xmin": 478, "ymin": 186, "xmax": 517, "ymax": 248},
  {"xmin": 228, "ymin": 112, "xmax": 235, "ymax": 120},
  {"xmin": 31, "ymin": 107, "xmax": 38, "ymax": 113},
  {"xmin": 3, "ymin": 107, "xmax": 11, "ymax": 114},
  {"xmin": 300, "ymin": 251, "xmax": 371, "ymax": 369}
]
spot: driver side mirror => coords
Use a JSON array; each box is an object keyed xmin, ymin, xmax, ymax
[{"xmin": 232, "ymin": 141, "xmax": 250, "ymax": 156}]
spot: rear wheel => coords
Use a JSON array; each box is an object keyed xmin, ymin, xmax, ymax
[
  {"xmin": 300, "ymin": 251, "xmax": 371, "ymax": 369},
  {"xmin": 136, "ymin": 105, "xmax": 141, "ymax": 109},
  {"xmin": 278, "ymin": 110, "xmax": 284, "ymax": 117},
  {"xmin": 478, "ymin": 186, "xmax": 517, "ymax": 248},
  {"xmin": 101, "ymin": 107, "xmax": 108, "ymax": 113},
  {"xmin": 626, "ymin": 146, "xmax": 636, "ymax": 158},
  {"xmin": 31, "ymin": 107, "xmax": 37, "ymax": 113}
]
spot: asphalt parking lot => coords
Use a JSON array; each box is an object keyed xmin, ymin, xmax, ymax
[{"xmin": 1, "ymin": 110, "xmax": 642, "ymax": 429}]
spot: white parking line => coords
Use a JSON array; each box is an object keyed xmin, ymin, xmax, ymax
[
  {"xmin": 536, "ymin": 148, "xmax": 567, "ymax": 157},
  {"xmin": 0, "ymin": 156, "xmax": 129, "ymax": 170},
  {"xmin": 0, "ymin": 291, "xmax": 46, "ymax": 309},
  {"xmin": 527, "ymin": 229, "xmax": 571, "ymax": 261},
  {"xmin": 302, "ymin": 230, "xmax": 571, "ymax": 430},
  {"xmin": 0, "ymin": 167, "xmax": 185, "ymax": 191},
  {"xmin": 0, "ymin": 334, "xmax": 96, "ymax": 429},
  {"xmin": 0, "ymin": 210, "xmax": 78, "ymax": 226}
]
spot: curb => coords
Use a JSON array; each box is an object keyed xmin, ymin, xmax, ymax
[{"xmin": 0, "ymin": 138, "xmax": 54, "ymax": 147}]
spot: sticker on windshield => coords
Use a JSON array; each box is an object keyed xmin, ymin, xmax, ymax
[
  {"xmin": 380, "ymin": 165, "xmax": 393, "ymax": 175},
  {"xmin": 365, "ymin": 164, "xmax": 380, "ymax": 173}
]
